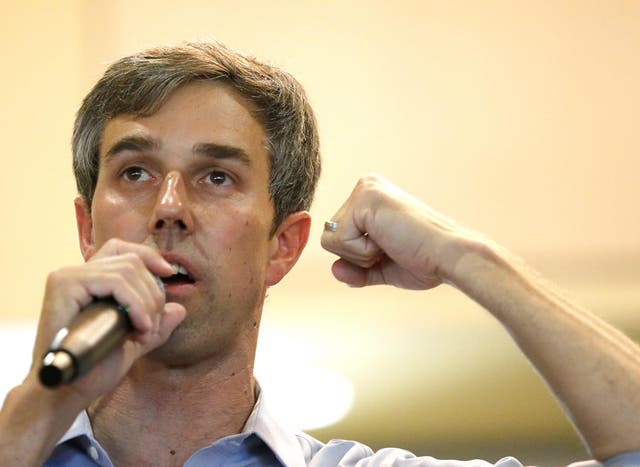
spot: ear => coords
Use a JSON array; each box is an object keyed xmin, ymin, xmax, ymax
[
  {"xmin": 74, "ymin": 196, "xmax": 96, "ymax": 261},
  {"xmin": 265, "ymin": 211, "xmax": 311, "ymax": 286}
]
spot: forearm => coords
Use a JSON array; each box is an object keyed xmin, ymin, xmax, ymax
[
  {"xmin": 0, "ymin": 375, "xmax": 85, "ymax": 466},
  {"xmin": 444, "ymin": 239, "xmax": 640, "ymax": 460},
  {"xmin": 323, "ymin": 175, "xmax": 640, "ymax": 458}
]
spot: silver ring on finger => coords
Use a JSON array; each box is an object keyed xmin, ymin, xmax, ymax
[{"xmin": 324, "ymin": 221, "xmax": 338, "ymax": 232}]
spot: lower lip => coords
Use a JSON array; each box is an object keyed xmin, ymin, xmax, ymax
[{"xmin": 162, "ymin": 281, "xmax": 197, "ymax": 297}]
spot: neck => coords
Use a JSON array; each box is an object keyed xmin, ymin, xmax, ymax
[{"xmin": 88, "ymin": 347, "xmax": 256, "ymax": 467}]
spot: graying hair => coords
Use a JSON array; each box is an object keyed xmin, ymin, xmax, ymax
[{"xmin": 72, "ymin": 41, "xmax": 320, "ymax": 234}]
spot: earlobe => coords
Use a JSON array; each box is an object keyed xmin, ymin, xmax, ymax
[
  {"xmin": 74, "ymin": 196, "xmax": 95, "ymax": 261},
  {"xmin": 265, "ymin": 211, "xmax": 311, "ymax": 286}
]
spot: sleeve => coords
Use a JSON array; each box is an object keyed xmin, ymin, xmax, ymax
[
  {"xmin": 353, "ymin": 449, "xmax": 523, "ymax": 467},
  {"xmin": 307, "ymin": 439, "xmax": 524, "ymax": 467},
  {"xmin": 568, "ymin": 451, "xmax": 640, "ymax": 467}
]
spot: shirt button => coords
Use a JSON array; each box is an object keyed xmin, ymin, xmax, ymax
[{"xmin": 88, "ymin": 446, "xmax": 100, "ymax": 461}]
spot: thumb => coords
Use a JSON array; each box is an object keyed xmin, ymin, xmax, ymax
[
  {"xmin": 158, "ymin": 303, "xmax": 187, "ymax": 339},
  {"xmin": 130, "ymin": 302, "xmax": 186, "ymax": 353}
]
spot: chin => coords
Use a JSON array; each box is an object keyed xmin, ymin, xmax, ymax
[{"xmin": 145, "ymin": 324, "xmax": 237, "ymax": 369}]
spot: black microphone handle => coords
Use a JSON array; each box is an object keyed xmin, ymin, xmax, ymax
[{"xmin": 39, "ymin": 299, "xmax": 133, "ymax": 388}]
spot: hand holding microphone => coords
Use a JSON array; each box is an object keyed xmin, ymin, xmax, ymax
[
  {"xmin": 34, "ymin": 240, "xmax": 186, "ymax": 391},
  {"xmin": 39, "ymin": 277, "xmax": 165, "ymax": 387}
]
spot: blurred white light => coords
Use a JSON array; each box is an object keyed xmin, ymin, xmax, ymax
[
  {"xmin": 0, "ymin": 322, "xmax": 355, "ymax": 431},
  {"xmin": 255, "ymin": 328, "xmax": 354, "ymax": 431},
  {"xmin": 256, "ymin": 365, "xmax": 354, "ymax": 431},
  {"xmin": 0, "ymin": 322, "xmax": 36, "ymax": 405}
]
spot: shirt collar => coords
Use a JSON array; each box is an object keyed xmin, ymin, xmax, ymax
[
  {"xmin": 55, "ymin": 380, "xmax": 307, "ymax": 467},
  {"xmin": 57, "ymin": 409, "xmax": 94, "ymax": 444},
  {"xmin": 241, "ymin": 381, "xmax": 308, "ymax": 467}
]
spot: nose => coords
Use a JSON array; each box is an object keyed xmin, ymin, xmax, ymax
[{"xmin": 148, "ymin": 171, "xmax": 194, "ymax": 235}]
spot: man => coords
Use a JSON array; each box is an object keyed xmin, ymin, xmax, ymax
[{"xmin": 0, "ymin": 41, "xmax": 639, "ymax": 466}]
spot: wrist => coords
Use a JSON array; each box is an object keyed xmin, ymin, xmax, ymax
[
  {"xmin": 436, "ymin": 232, "xmax": 497, "ymax": 289},
  {"xmin": 0, "ymin": 373, "xmax": 86, "ymax": 465}
]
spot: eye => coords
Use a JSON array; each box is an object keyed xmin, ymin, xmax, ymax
[
  {"xmin": 206, "ymin": 171, "xmax": 231, "ymax": 186},
  {"xmin": 122, "ymin": 166, "xmax": 151, "ymax": 182}
]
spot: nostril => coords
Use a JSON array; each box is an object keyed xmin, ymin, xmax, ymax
[{"xmin": 154, "ymin": 218, "xmax": 187, "ymax": 230}]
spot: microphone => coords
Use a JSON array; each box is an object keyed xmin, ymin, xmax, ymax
[{"xmin": 39, "ymin": 278, "xmax": 165, "ymax": 388}]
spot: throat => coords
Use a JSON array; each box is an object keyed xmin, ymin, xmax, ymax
[{"xmin": 89, "ymin": 370, "xmax": 257, "ymax": 467}]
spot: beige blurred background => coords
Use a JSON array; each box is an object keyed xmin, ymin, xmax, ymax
[{"xmin": 1, "ymin": 1, "xmax": 639, "ymax": 465}]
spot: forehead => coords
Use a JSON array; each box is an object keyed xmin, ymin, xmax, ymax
[{"xmin": 99, "ymin": 81, "xmax": 269, "ymax": 164}]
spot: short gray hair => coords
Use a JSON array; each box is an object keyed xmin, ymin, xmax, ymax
[{"xmin": 72, "ymin": 41, "xmax": 320, "ymax": 234}]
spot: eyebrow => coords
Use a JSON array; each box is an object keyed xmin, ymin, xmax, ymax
[
  {"xmin": 103, "ymin": 136, "xmax": 252, "ymax": 167},
  {"xmin": 192, "ymin": 143, "xmax": 252, "ymax": 167},
  {"xmin": 104, "ymin": 135, "xmax": 161, "ymax": 160}
]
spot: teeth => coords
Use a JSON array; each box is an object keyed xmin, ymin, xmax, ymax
[{"xmin": 170, "ymin": 263, "xmax": 188, "ymax": 276}]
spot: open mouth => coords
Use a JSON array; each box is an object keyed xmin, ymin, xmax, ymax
[{"xmin": 162, "ymin": 263, "xmax": 196, "ymax": 287}]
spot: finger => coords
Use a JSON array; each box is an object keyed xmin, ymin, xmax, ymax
[
  {"xmin": 81, "ymin": 255, "xmax": 165, "ymax": 333},
  {"xmin": 114, "ymin": 254, "xmax": 166, "ymax": 334},
  {"xmin": 60, "ymin": 256, "xmax": 162, "ymax": 335},
  {"xmin": 331, "ymin": 259, "xmax": 368, "ymax": 287},
  {"xmin": 332, "ymin": 257, "xmax": 394, "ymax": 288},
  {"xmin": 90, "ymin": 241, "xmax": 170, "ymax": 332},
  {"xmin": 35, "ymin": 263, "xmax": 154, "ymax": 358},
  {"xmin": 321, "ymin": 222, "xmax": 383, "ymax": 267},
  {"xmin": 90, "ymin": 238, "xmax": 173, "ymax": 278},
  {"xmin": 83, "ymin": 268, "xmax": 154, "ymax": 333},
  {"xmin": 129, "ymin": 302, "xmax": 186, "ymax": 350}
]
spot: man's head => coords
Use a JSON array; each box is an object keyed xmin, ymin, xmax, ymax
[
  {"xmin": 72, "ymin": 42, "xmax": 320, "ymax": 364},
  {"xmin": 73, "ymin": 41, "xmax": 320, "ymax": 234}
]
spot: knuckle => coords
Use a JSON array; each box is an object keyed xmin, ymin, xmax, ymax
[
  {"xmin": 45, "ymin": 267, "xmax": 71, "ymax": 291},
  {"xmin": 121, "ymin": 252, "xmax": 145, "ymax": 270},
  {"xmin": 104, "ymin": 237, "xmax": 123, "ymax": 250},
  {"xmin": 320, "ymin": 235, "xmax": 331, "ymax": 249},
  {"xmin": 119, "ymin": 260, "xmax": 138, "ymax": 277},
  {"xmin": 152, "ymin": 288, "xmax": 165, "ymax": 307},
  {"xmin": 359, "ymin": 173, "xmax": 382, "ymax": 188},
  {"xmin": 361, "ymin": 257, "xmax": 379, "ymax": 268},
  {"xmin": 320, "ymin": 237, "xmax": 340, "ymax": 254}
]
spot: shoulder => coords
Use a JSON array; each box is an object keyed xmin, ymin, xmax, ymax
[
  {"xmin": 294, "ymin": 433, "xmax": 522, "ymax": 467},
  {"xmin": 295, "ymin": 433, "xmax": 372, "ymax": 464}
]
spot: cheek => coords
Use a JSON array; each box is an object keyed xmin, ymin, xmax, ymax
[
  {"xmin": 198, "ymin": 217, "xmax": 270, "ymax": 304},
  {"xmin": 91, "ymin": 190, "xmax": 148, "ymax": 245},
  {"xmin": 214, "ymin": 210, "xmax": 271, "ymax": 265}
]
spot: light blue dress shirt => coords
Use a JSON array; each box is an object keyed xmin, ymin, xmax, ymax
[{"xmin": 44, "ymin": 388, "xmax": 640, "ymax": 466}]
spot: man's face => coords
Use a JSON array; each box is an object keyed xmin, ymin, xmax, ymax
[{"xmin": 77, "ymin": 81, "xmax": 283, "ymax": 364}]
